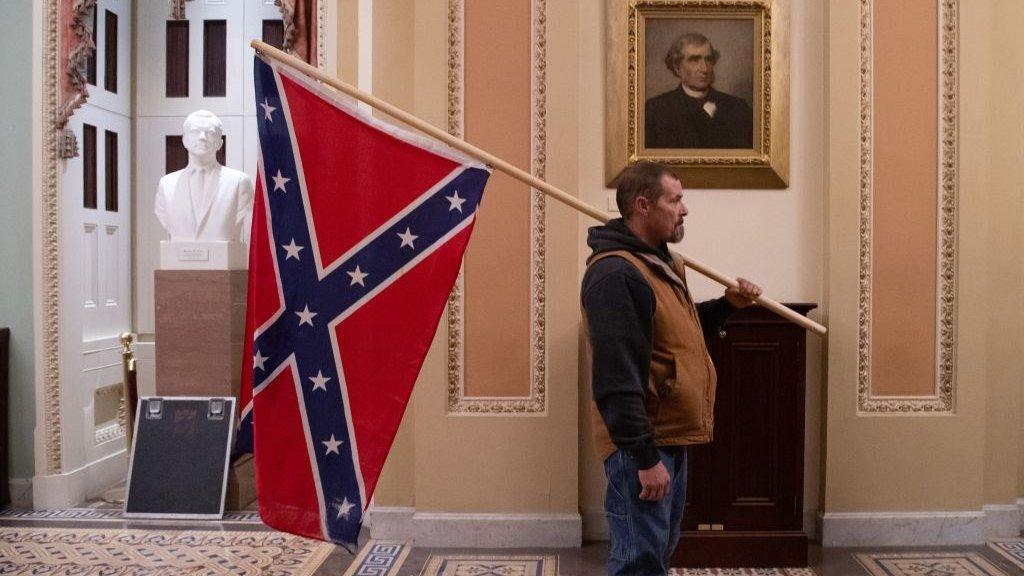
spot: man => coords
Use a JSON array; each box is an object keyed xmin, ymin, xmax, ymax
[
  {"xmin": 155, "ymin": 110, "xmax": 254, "ymax": 244},
  {"xmin": 645, "ymin": 33, "xmax": 754, "ymax": 149},
  {"xmin": 582, "ymin": 162, "xmax": 761, "ymax": 575}
]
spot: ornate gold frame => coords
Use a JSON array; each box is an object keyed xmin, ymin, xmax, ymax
[
  {"xmin": 445, "ymin": 0, "xmax": 548, "ymax": 415},
  {"xmin": 605, "ymin": 0, "xmax": 789, "ymax": 189},
  {"xmin": 37, "ymin": 3, "xmax": 332, "ymax": 474},
  {"xmin": 857, "ymin": 0, "xmax": 958, "ymax": 414}
]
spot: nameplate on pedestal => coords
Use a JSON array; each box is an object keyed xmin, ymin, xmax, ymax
[
  {"xmin": 178, "ymin": 247, "xmax": 210, "ymax": 261},
  {"xmin": 160, "ymin": 241, "xmax": 247, "ymax": 270}
]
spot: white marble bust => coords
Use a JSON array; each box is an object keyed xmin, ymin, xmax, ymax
[{"xmin": 155, "ymin": 110, "xmax": 253, "ymax": 243}]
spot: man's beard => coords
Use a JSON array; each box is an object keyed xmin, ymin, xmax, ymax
[{"xmin": 671, "ymin": 223, "xmax": 685, "ymax": 243}]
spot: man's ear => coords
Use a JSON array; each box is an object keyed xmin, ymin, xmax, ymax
[{"xmin": 634, "ymin": 195, "xmax": 649, "ymax": 217}]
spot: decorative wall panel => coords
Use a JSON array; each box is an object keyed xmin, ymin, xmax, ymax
[
  {"xmin": 858, "ymin": 0, "xmax": 958, "ymax": 413},
  {"xmin": 446, "ymin": 0, "xmax": 548, "ymax": 414}
]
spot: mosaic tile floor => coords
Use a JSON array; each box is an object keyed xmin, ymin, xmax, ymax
[
  {"xmin": 988, "ymin": 539, "xmax": 1024, "ymax": 571},
  {"xmin": 342, "ymin": 540, "xmax": 412, "ymax": 576},
  {"xmin": 671, "ymin": 565, "xmax": 815, "ymax": 569},
  {"xmin": 0, "ymin": 506, "xmax": 262, "ymax": 525},
  {"xmin": 419, "ymin": 554, "xmax": 558, "ymax": 576},
  {"xmin": 0, "ymin": 526, "xmax": 334, "ymax": 575},
  {"xmin": 855, "ymin": 552, "xmax": 1009, "ymax": 576},
  {"xmin": 1, "ymin": 507, "xmax": 1020, "ymax": 575}
]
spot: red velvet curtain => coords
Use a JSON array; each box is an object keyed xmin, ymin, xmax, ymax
[{"xmin": 279, "ymin": 0, "xmax": 318, "ymax": 66}]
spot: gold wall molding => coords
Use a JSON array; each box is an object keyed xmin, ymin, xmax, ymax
[
  {"xmin": 317, "ymin": 0, "xmax": 327, "ymax": 70},
  {"xmin": 42, "ymin": 0, "xmax": 64, "ymax": 475},
  {"xmin": 446, "ymin": 0, "xmax": 548, "ymax": 415},
  {"xmin": 857, "ymin": 0, "xmax": 958, "ymax": 414}
]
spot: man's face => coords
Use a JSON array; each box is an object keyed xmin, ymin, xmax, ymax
[
  {"xmin": 182, "ymin": 118, "xmax": 223, "ymax": 157},
  {"xmin": 678, "ymin": 42, "xmax": 716, "ymax": 92},
  {"xmin": 644, "ymin": 174, "xmax": 688, "ymax": 244}
]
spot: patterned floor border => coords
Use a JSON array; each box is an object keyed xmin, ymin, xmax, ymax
[
  {"xmin": 0, "ymin": 506, "xmax": 263, "ymax": 524},
  {"xmin": 342, "ymin": 539, "xmax": 411, "ymax": 576},
  {"xmin": 420, "ymin": 554, "xmax": 558, "ymax": 576},
  {"xmin": 855, "ymin": 552, "xmax": 1008, "ymax": 576},
  {"xmin": 987, "ymin": 539, "xmax": 1024, "ymax": 571},
  {"xmin": 671, "ymin": 565, "xmax": 815, "ymax": 569},
  {"xmin": 0, "ymin": 526, "xmax": 334, "ymax": 575}
]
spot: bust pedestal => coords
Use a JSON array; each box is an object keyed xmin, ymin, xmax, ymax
[
  {"xmin": 154, "ymin": 248, "xmax": 254, "ymax": 509},
  {"xmin": 154, "ymin": 268, "xmax": 246, "ymax": 397}
]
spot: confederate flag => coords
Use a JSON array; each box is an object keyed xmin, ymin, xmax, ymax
[{"xmin": 237, "ymin": 55, "xmax": 490, "ymax": 547}]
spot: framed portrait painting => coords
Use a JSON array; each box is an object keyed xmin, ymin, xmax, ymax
[{"xmin": 605, "ymin": 0, "xmax": 790, "ymax": 188}]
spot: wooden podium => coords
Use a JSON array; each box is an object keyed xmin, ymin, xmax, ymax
[
  {"xmin": 154, "ymin": 269, "xmax": 255, "ymax": 510},
  {"xmin": 675, "ymin": 303, "xmax": 816, "ymax": 568}
]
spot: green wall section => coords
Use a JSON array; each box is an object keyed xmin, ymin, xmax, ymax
[{"xmin": 0, "ymin": 1, "xmax": 37, "ymax": 480}]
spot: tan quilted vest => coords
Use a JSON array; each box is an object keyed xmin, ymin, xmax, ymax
[{"xmin": 584, "ymin": 250, "xmax": 717, "ymax": 461}]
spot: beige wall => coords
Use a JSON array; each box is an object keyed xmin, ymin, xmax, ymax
[
  {"xmin": 365, "ymin": 0, "xmax": 417, "ymax": 508},
  {"xmin": 979, "ymin": 0, "xmax": 1024, "ymax": 506},
  {"xmin": 337, "ymin": 0, "xmax": 358, "ymax": 86},
  {"xmin": 368, "ymin": 0, "xmax": 581, "ymax": 516},
  {"xmin": 824, "ymin": 0, "xmax": 1024, "ymax": 513}
]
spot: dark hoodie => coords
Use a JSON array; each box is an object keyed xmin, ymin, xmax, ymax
[{"xmin": 582, "ymin": 219, "xmax": 735, "ymax": 469}]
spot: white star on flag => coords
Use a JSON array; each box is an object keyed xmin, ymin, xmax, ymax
[
  {"xmin": 295, "ymin": 305, "xmax": 318, "ymax": 326},
  {"xmin": 309, "ymin": 370, "xmax": 331, "ymax": 392},
  {"xmin": 260, "ymin": 98, "xmax": 277, "ymax": 122},
  {"xmin": 397, "ymin": 227, "xmax": 418, "ymax": 249},
  {"xmin": 446, "ymin": 191, "xmax": 467, "ymax": 213},
  {"xmin": 253, "ymin": 350, "xmax": 268, "ymax": 371},
  {"xmin": 322, "ymin": 434, "xmax": 343, "ymax": 455},
  {"xmin": 282, "ymin": 238, "xmax": 304, "ymax": 261},
  {"xmin": 335, "ymin": 497, "xmax": 356, "ymax": 520},
  {"xmin": 272, "ymin": 170, "xmax": 291, "ymax": 193},
  {"xmin": 347, "ymin": 265, "xmax": 368, "ymax": 287}
]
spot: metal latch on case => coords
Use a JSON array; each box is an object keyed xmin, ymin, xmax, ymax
[
  {"xmin": 146, "ymin": 398, "xmax": 163, "ymax": 419},
  {"xmin": 208, "ymin": 398, "xmax": 225, "ymax": 420}
]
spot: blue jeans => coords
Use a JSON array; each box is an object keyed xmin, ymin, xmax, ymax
[{"xmin": 604, "ymin": 446, "xmax": 688, "ymax": 576}]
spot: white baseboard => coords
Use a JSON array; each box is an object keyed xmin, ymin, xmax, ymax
[
  {"xmin": 368, "ymin": 506, "xmax": 581, "ymax": 548},
  {"xmin": 31, "ymin": 450, "xmax": 127, "ymax": 510},
  {"xmin": 820, "ymin": 504, "xmax": 1021, "ymax": 547},
  {"xmin": 365, "ymin": 506, "xmax": 415, "ymax": 540},
  {"xmin": 983, "ymin": 504, "xmax": 1020, "ymax": 539},
  {"xmin": 1018, "ymin": 498, "xmax": 1024, "ymax": 533},
  {"xmin": 7, "ymin": 478, "xmax": 33, "ymax": 508}
]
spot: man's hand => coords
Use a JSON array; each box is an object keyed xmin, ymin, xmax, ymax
[
  {"xmin": 724, "ymin": 277, "xmax": 763, "ymax": 308},
  {"xmin": 638, "ymin": 461, "xmax": 671, "ymax": 501}
]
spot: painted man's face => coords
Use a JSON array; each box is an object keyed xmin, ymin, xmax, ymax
[{"xmin": 678, "ymin": 42, "xmax": 716, "ymax": 92}]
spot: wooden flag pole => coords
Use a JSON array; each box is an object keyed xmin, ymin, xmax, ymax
[{"xmin": 251, "ymin": 40, "xmax": 827, "ymax": 336}]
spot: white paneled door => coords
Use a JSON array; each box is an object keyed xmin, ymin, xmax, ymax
[
  {"xmin": 45, "ymin": 0, "xmax": 292, "ymax": 508},
  {"xmin": 58, "ymin": 0, "xmax": 133, "ymax": 493}
]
